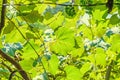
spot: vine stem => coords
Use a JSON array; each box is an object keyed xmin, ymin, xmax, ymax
[
  {"xmin": 1, "ymin": 62, "xmax": 12, "ymax": 72},
  {"xmin": 0, "ymin": 50, "xmax": 30, "ymax": 80},
  {"xmin": 1, "ymin": 2, "xmax": 120, "ymax": 7},
  {"xmin": 6, "ymin": 16, "xmax": 39, "ymax": 57},
  {"xmin": 8, "ymin": 6, "xmax": 50, "ymax": 79},
  {"xmin": 9, "ymin": 70, "xmax": 17, "ymax": 80},
  {"xmin": 105, "ymin": 60, "xmax": 113, "ymax": 80},
  {"xmin": 0, "ymin": 0, "xmax": 7, "ymax": 32}
]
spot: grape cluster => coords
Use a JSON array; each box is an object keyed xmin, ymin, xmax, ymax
[{"xmin": 65, "ymin": 6, "xmax": 76, "ymax": 17}]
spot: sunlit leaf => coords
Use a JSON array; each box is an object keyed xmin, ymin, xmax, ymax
[
  {"xmin": 95, "ymin": 48, "xmax": 106, "ymax": 65},
  {"xmin": 22, "ymin": 40, "xmax": 39, "ymax": 59},
  {"xmin": 20, "ymin": 59, "xmax": 34, "ymax": 71},
  {"xmin": 5, "ymin": 26, "xmax": 27, "ymax": 43},
  {"xmin": 65, "ymin": 66, "xmax": 82, "ymax": 80},
  {"xmin": 1, "ymin": 0, "xmax": 120, "ymax": 79},
  {"xmin": 48, "ymin": 54, "xmax": 59, "ymax": 75},
  {"xmin": 79, "ymin": 25, "xmax": 93, "ymax": 40},
  {"xmin": 49, "ymin": 14, "xmax": 64, "ymax": 30},
  {"xmin": 41, "ymin": 56, "xmax": 49, "ymax": 70},
  {"xmin": 80, "ymin": 62, "xmax": 91, "ymax": 77},
  {"xmin": 50, "ymin": 27, "xmax": 74, "ymax": 55},
  {"xmin": 69, "ymin": 47, "xmax": 84, "ymax": 57},
  {"xmin": 106, "ymin": 49, "xmax": 116, "ymax": 61},
  {"xmin": 93, "ymin": 21, "xmax": 108, "ymax": 37},
  {"xmin": 109, "ymin": 34, "xmax": 120, "ymax": 53}
]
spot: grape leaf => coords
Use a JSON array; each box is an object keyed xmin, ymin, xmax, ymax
[
  {"xmin": 95, "ymin": 48, "xmax": 106, "ymax": 65},
  {"xmin": 80, "ymin": 62, "xmax": 91, "ymax": 77},
  {"xmin": 48, "ymin": 54, "xmax": 59, "ymax": 75},
  {"xmin": 50, "ymin": 27, "xmax": 74, "ymax": 55},
  {"xmin": 109, "ymin": 14, "xmax": 120, "ymax": 25},
  {"xmin": 64, "ymin": 66, "xmax": 82, "ymax": 80}
]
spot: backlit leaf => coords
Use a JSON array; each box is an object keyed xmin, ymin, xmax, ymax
[
  {"xmin": 95, "ymin": 48, "xmax": 106, "ymax": 65},
  {"xmin": 48, "ymin": 54, "xmax": 59, "ymax": 75},
  {"xmin": 65, "ymin": 66, "xmax": 82, "ymax": 80},
  {"xmin": 80, "ymin": 62, "xmax": 91, "ymax": 77},
  {"xmin": 50, "ymin": 27, "xmax": 74, "ymax": 55}
]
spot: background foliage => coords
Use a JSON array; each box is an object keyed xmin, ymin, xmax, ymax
[{"xmin": 0, "ymin": 0, "xmax": 120, "ymax": 80}]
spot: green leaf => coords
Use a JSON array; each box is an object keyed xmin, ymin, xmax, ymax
[
  {"xmin": 0, "ymin": 41, "xmax": 2, "ymax": 49},
  {"xmin": 109, "ymin": 34, "xmax": 120, "ymax": 53},
  {"xmin": 79, "ymin": 25, "xmax": 93, "ymax": 40},
  {"xmin": 64, "ymin": 66, "xmax": 82, "ymax": 80},
  {"xmin": 49, "ymin": 14, "xmax": 64, "ymax": 30},
  {"xmin": 95, "ymin": 48, "xmax": 106, "ymax": 65},
  {"xmin": 106, "ymin": 49, "xmax": 116, "ymax": 61},
  {"xmin": 64, "ymin": 5, "xmax": 78, "ymax": 18},
  {"xmin": 20, "ymin": 59, "xmax": 34, "ymax": 71},
  {"xmin": 18, "ymin": 5, "xmax": 36, "ymax": 14},
  {"xmin": 28, "ymin": 0, "xmax": 38, "ymax": 2},
  {"xmin": 41, "ymin": 56, "xmax": 49, "ymax": 70},
  {"xmin": 74, "ymin": 36, "xmax": 84, "ymax": 48},
  {"xmin": 32, "ymin": 59, "xmax": 38, "ymax": 67},
  {"xmin": 92, "ymin": 9, "xmax": 105, "ymax": 21},
  {"xmin": 102, "ymin": 11, "xmax": 108, "ymax": 19},
  {"xmin": 69, "ymin": 47, "xmax": 84, "ymax": 57},
  {"xmin": 80, "ymin": 62, "xmax": 91, "ymax": 77},
  {"xmin": 0, "ymin": 68, "xmax": 9, "ymax": 78},
  {"xmin": 26, "ymin": 31, "xmax": 36, "ymax": 39},
  {"xmin": 33, "ymin": 57, "xmax": 41, "ymax": 67},
  {"xmin": 29, "ymin": 22, "xmax": 48, "ymax": 31},
  {"xmin": 5, "ymin": 26, "xmax": 27, "ymax": 43},
  {"xmin": 118, "ymin": 9, "xmax": 120, "ymax": 15},
  {"xmin": 24, "ymin": 11, "xmax": 43, "ymax": 23},
  {"xmin": 93, "ymin": 21, "xmax": 108, "ymax": 37},
  {"xmin": 22, "ymin": 40, "xmax": 39, "ymax": 59},
  {"xmin": 2, "ymin": 22, "xmax": 15, "ymax": 34},
  {"xmin": 109, "ymin": 14, "xmax": 120, "ymax": 25},
  {"xmin": 57, "ymin": 0, "xmax": 69, "ymax": 3},
  {"xmin": 50, "ymin": 27, "xmax": 74, "ymax": 55},
  {"xmin": 44, "ymin": 11, "xmax": 53, "ymax": 20},
  {"xmin": 48, "ymin": 54, "xmax": 59, "ymax": 75},
  {"xmin": 47, "ymin": 0, "xmax": 58, "ymax": 3}
]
